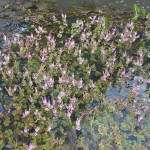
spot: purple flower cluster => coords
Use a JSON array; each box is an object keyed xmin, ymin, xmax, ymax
[{"xmin": 0, "ymin": 12, "xmax": 148, "ymax": 148}]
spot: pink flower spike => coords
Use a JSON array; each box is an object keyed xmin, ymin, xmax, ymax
[
  {"xmin": 4, "ymin": 55, "xmax": 10, "ymax": 62},
  {"xmin": 35, "ymin": 127, "xmax": 40, "ymax": 132},
  {"xmin": 80, "ymin": 32, "xmax": 86, "ymax": 41},
  {"xmin": 127, "ymin": 21, "xmax": 134, "ymax": 29},
  {"xmin": 70, "ymin": 97, "xmax": 77, "ymax": 103},
  {"xmin": 131, "ymin": 86, "xmax": 139, "ymax": 96},
  {"xmin": 29, "ymin": 96, "xmax": 34, "ymax": 103},
  {"xmin": 47, "ymin": 77, "xmax": 54, "ymax": 87},
  {"xmin": 101, "ymin": 47, "xmax": 105, "ymax": 59},
  {"xmin": 126, "ymin": 56, "xmax": 133, "ymax": 64},
  {"xmin": 34, "ymin": 110, "xmax": 41, "ymax": 116},
  {"xmin": 67, "ymin": 110, "xmax": 72, "ymax": 118},
  {"xmin": 52, "ymin": 107, "xmax": 57, "ymax": 115},
  {"xmin": 6, "ymin": 67, "xmax": 13, "ymax": 76},
  {"xmin": 2, "ymin": 33, "xmax": 7, "ymax": 41},
  {"xmin": 62, "ymin": 69, "xmax": 66, "ymax": 75},
  {"xmin": 65, "ymin": 38, "xmax": 75, "ymax": 51},
  {"xmin": 46, "ymin": 33, "xmax": 52, "ymax": 41},
  {"xmin": 58, "ymin": 48, "xmax": 63, "ymax": 54},
  {"xmin": 23, "ymin": 127, "xmax": 28, "ymax": 133},
  {"xmin": 29, "ymin": 79, "xmax": 33, "ymax": 87},
  {"xmin": 47, "ymin": 125, "xmax": 52, "ymax": 132},
  {"xmin": 52, "ymin": 15, "xmax": 57, "ymax": 21},
  {"xmin": 90, "ymin": 80, "xmax": 96, "ymax": 88},
  {"xmin": 59, "ymin": 103, "xmax": 64, "ymax": 109},
  {"xmin": 40, "ymin": 56, "xmax": 47, "ymax": 63},
  {"xmin": 24, "ymin": 68, "xmax": 29, "ymax": 77},
  {"xmin": 0, "ymin": 60, "xmax": 3, "ymax": 70},
  {"xmin": 42, "ymin": 96, "xmax": 47, "ymax": 105},
  {"xmin": 67, "ymin": 103, "xmax": 74, "ymax": 111},
  {"xmin": 61, "ymin": 13, "xmax": 67, "ymax": 24},
  {"xmin": 123, "ymin": 51, "xmax": 127, "ymax": 57},
  {"xmin": 57, "ymin": 96, "xmax": 62, "ymax": 103},
  {"xmin": 104, "ymin": 33, "xmax": 111, "ymax": 41},
  {"xmin": 138, "ymin": 77, "xmax": 144, "ymax": 84},
  {"xmin": 138, "ymin": 115, "xmax": 144, "ymax": 122},
  {"xmin": 72, "ymin": 78, "xmax": 77, "ymax": 86},
  {"xmin": 22, "ymin": 109, "xmax": 30, "ymax": 118},
  {"xmin": 52, "ymin": 100, "xmax": 55, "ymax": 107},
  {"xmin": 49, "ymin": 63, "xmax": 55, "ymax": 69},
  {"xmin": 76, "ymin": 117, "xmax": 82, "ymax": 130},
  {"xmin": 29, "ymin": 33, "xmax": 34, "ymax": 41},
  {"xmin": 77, "ymin": 78, "xmax": 83, "ymax": 89},
  {"xmin": 28, "ymin": 143, "xmax": 35, "ymax": 150},
  {"xmin": 78, "ymin": 56, "xmax": 84, "ymax": 65},
  {"xmin": 38, "ymin": 26, "xmax": 44, "ymax": 33},
  {"xmin": 59, "ymin": 77, "xmax": 63, "ymax": 83},
  {"xmin": 35, "ymin": 26, "xmax": 44, "ymax": 34}
]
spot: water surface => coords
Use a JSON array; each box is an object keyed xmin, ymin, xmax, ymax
[{"xmin": 55, "ymin": 0, "xmax": 150, "ymax": 12}]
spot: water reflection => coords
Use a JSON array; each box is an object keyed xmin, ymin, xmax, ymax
[{"xmin": 55, "ymin": 0, "xmax": 150, "ymax": 12}]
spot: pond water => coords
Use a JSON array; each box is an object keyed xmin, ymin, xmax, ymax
[
  {"xmin": 79, "ymin": 75, "xmax": 149, "ymax": 150},
  {"xmin": 55, "ymin": 0, "xmax": 150, "ymax": 12},
  {"xmin": 0, "ymin": 0, "xmax": 149, "ymax": 150},
  {"xmin": 0, "ymin": 0, "xmax": 150, "ymax": 38}
]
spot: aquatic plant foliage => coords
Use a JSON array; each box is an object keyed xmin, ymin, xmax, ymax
[{"xmin": 0, "ymin": 5, "xmax": 149, "ymax": 149}]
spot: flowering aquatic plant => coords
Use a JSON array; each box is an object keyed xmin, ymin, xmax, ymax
[{"xmin": 0, "ymin": 6, "xmax": 149, "ymax": 149}]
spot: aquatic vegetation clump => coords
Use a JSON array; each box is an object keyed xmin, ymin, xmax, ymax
[{"xmin": 0, "ymin": 9, "xmax": 149, "ymax": 149}]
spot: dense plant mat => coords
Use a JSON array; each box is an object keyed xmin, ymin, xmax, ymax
[{"xmin": 0, "ymin": 4, "xmax": 149, "ymax": 150}]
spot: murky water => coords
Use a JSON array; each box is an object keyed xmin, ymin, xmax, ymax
[{"xmin": 55, "ymin": 0, "xmax": 150, "ymax": 12}]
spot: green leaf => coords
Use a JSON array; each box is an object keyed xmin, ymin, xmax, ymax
[
  {"xmin": 137, "ymin": 135, "xmax": 145, "ymax": 141},
  {"xmin": 25, "ymin": 16, "xmax": 30, "ymax": 22},
  {"xmin": 31, "ymin": 24, "xmax": 35, "ymax": 28},
  {"xmin": 12, "ymin": 43, "xmax": 18, "ymax": 49},
  {"xmin": 5, "ymin": 4, "xmax": 9, "ymax": 9},
  {"xmin": 134, "ymin": 4, "xmax": 140, "ymax": 16},
  {"xmin": 95, "ymin": 71, "xmax": 101, "ymax": 76},
  {"xmin": 72, "ymin": 23, "xmax": 76, "ymax": 28},
  {"xmin": 103, "ymin": 17, "xmax": 109, "ymax": 28},
  {"xmin": 107, "ymin": 106, "xmax": 115, "ymax": 113}
]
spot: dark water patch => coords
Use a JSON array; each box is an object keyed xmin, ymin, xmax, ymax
[
  {"xmin": 128, "ymin": 135, "xmax": 137, "ymax": 141},
  {"xmin": 54, "ymin": 0, "xmax": 150, "ymax": 12},
  {"xmin": 0, "ymin": 104, "xmax": 4, "ymax": 112}
]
